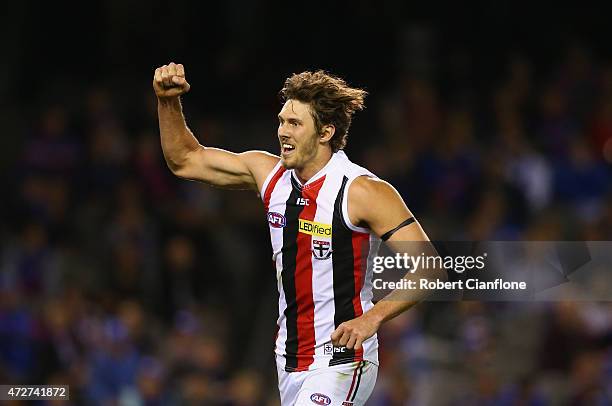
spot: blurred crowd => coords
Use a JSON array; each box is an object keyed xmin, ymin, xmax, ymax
[{"xmin": 1, "ymin": 20, "xmax": 612, "ymax": 405}]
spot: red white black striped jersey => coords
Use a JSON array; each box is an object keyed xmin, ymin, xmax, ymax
[{"xmin": 261, "ymin": 151, "xmax": 380, "ymax": 372}]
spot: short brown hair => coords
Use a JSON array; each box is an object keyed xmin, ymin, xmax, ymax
[{"xmin": 279, "ymin": 70, "xmax": 367, "ymax": 152}]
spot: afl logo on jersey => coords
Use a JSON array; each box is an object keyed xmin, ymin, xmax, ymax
[
  {"xmin": 267, "ymin": 212, "xmax": 286, "ymax": 228},
  {"xmin": 310, "ymin": 393, "xmax": 331, "ymax": 405}
]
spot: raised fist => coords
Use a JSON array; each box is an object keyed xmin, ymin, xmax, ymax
[{"xmin": 153, "ymin": 62, "xmax": 190, "ymax": 98}]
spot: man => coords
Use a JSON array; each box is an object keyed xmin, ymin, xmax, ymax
[{"xmin": 153, "ymin": 63, "xmax": 442, "ymax": 405}]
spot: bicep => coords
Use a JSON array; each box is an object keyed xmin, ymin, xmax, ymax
[
  {"xmin": 350, "ymin": 177, "xmax": 444, "ymax": 282},
  {"xmin": 175, "ymin": 147, "xmax": 278, "ymax": 190}
]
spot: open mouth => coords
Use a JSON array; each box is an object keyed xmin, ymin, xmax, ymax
[{"xmin": 281, "ymin": 143, "xmax": 295, "ymax": 155}]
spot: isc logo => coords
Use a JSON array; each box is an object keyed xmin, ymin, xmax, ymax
[
  {"xmin": 267, "ymin": 212, "xmax": 286, "ymax": 228},
  {"xmin": 296, "ymin": 197, "xmax": 309, "ymax": 206},
  {"xmin": 310, "ymin": 393, "xmax": 331, "ymax": 405},
  {"xmin": 324, "ymin": 344, "xmax": 347, "ymax": 355}
]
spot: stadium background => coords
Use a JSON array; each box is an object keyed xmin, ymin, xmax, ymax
[{"xmin": 1, "ymin": 2, "xmax": 611, "ymax": 404}]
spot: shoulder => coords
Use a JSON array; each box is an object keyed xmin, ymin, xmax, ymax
[
  {"xmin": 239, "ymin": 150, "xmax": 279, "ymax": 167},
  {"xmin": 349, "ymin": 176, "xmax": 402, "ymax": 203},
  {"xmin": 239, "ymin": 150, "xmax": 280, "ymax": 190},
  {"xmin": 347, "ymin": 176, "xmax": 410, "ymax": 232}
]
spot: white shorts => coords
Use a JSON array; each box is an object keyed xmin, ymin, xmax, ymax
[{"xmin": 276, "ymin": 360, "xmax": 378, "ymax": 406}]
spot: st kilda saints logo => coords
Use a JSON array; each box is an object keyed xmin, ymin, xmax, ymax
[{"xmin": 312, "ymin": 239, "xmax": 332, "ymax": 260}]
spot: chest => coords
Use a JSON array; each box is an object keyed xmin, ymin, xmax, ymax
[{"xmin": 266, "ymin": 174, "xmax": 344, "ymax": 253}]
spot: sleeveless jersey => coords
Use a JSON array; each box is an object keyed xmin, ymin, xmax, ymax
[{"xmin": 260, "ymin": 151, "xmax": 380, "ymax": 372}]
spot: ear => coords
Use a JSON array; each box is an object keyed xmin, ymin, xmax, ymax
[{"xmin": 320, "ymin": 124, "xmax": 335, "ymax": 144}]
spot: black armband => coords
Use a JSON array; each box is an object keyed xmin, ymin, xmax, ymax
[{"xmin": 380, "ymin": 217, "xmax": 415, "ymax": 241}]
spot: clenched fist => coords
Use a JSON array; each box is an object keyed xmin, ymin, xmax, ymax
[{"xmin": 153, "ymin": 62, "xmax": 191, "ymax": 99}]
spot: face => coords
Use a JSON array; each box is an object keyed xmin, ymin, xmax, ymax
[{"xmin": 277, "ymin": 99, "xmax": 319, "ymax": 169}]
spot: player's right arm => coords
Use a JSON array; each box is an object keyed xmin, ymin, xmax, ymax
[{"xmin": 154, "ymin": 62, "xmax": 278, "ymax": 190}]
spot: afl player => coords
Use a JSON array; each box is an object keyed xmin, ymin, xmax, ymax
[{"xmin": 154, "ymin": 63, "xmax": 443, "ymax": 405}]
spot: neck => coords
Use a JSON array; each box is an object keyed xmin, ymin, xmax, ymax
[{"xmin": 294, "ymin": 148, "xmax": 333, "ymax": 184}]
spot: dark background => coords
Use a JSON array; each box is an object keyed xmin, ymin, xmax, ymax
[{"xmin": 0, "ymin": 2, "xmax": 611, "ymax": 404}]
